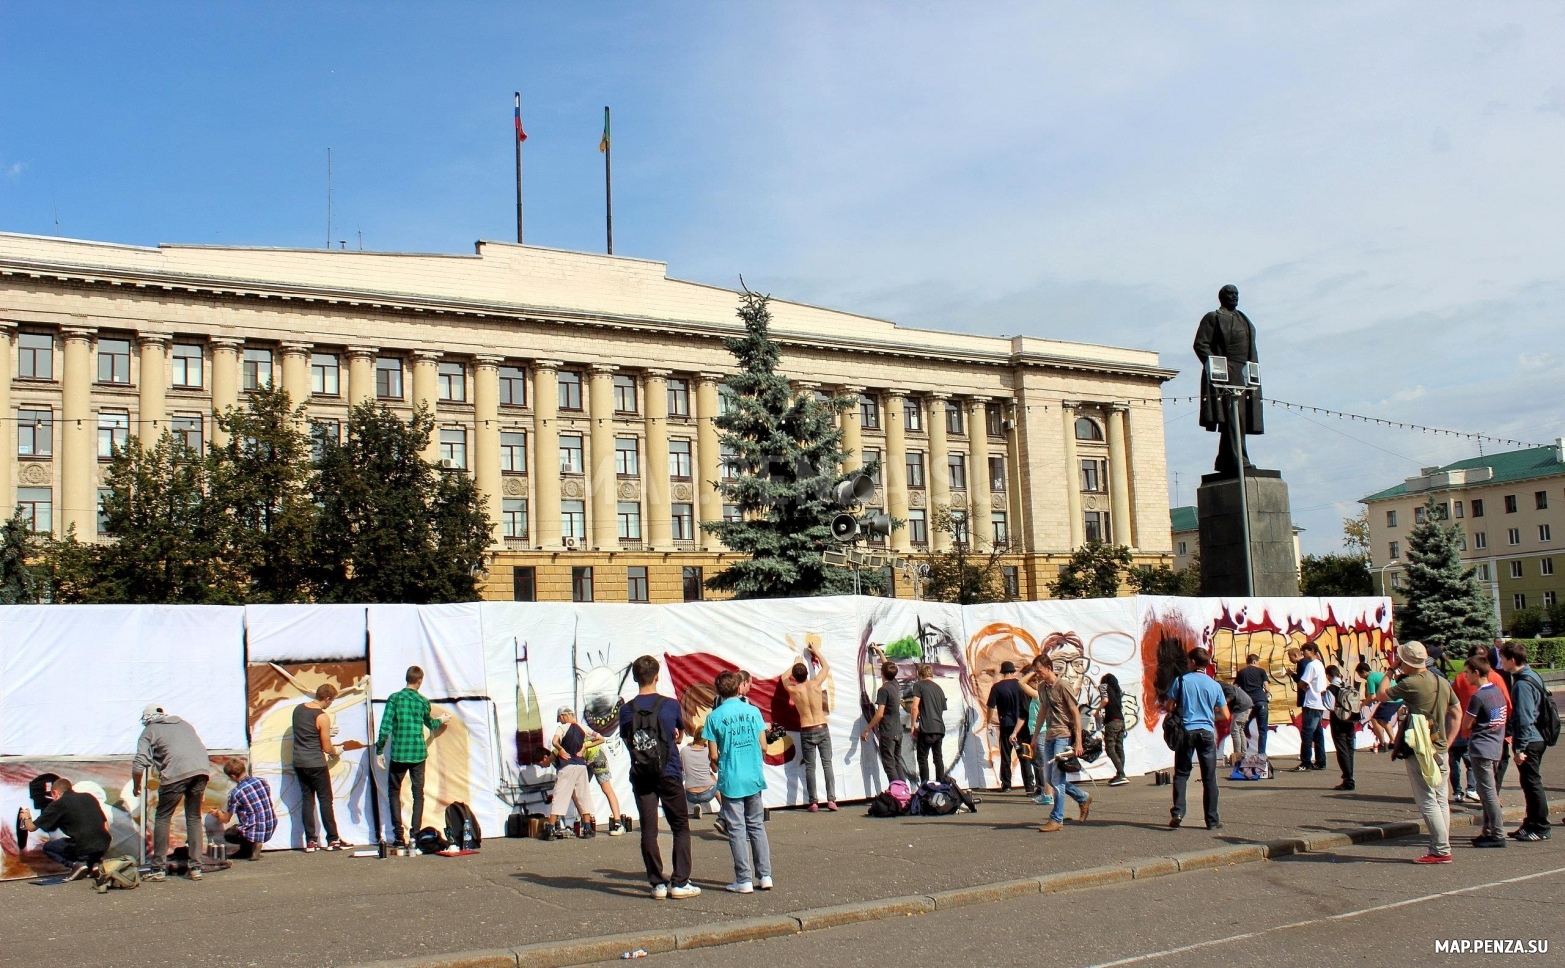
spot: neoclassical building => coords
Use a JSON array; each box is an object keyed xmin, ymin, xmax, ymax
[{"xmin": 0, "ymin": 232, "xmax": 1175, "ymax": 602}]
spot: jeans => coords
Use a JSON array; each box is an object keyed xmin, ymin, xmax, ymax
[
  {"xmin": 152, "ymin": 774, "xmax": 208, "ymax": 871},
  {"xmin": 296, "ymin": 765, "xmax": 339, "ymax": 844},
  {"xmin": 42, "ymin": 836, "xmax": 103, "ymax": 869},
  {"xmin": 1517, "ymin": 742, "xmax": 1549, "ymax": 832},
  {"xmin": 223, "ymin": 826, "xmax": 262, "ymax": 860},
  {"xmin": 1228, "ymin": 708, "xmax": 1250, "ymax": 761},
  {"xmin": 1403, "ymin": 750, "xmax": 1450, "ymax": 856},
  {"xmin": 1173, "ymin": 728, "xmax": 1220, "ymax": 827},
  {"xmin": 719, "ymin": 793, "xmax": 771, "ymax": 885},
  {"xmin": 685, "ymin": 786, "xmax": 718, "ymax": 806},
  {"xmin": 876, "ymin": 734, "xmax": 906, "ymax": 783},
  {"xmin": 1472, "ymin": 757, "xmax": 1504, "ymax": 839},
  {"xmin": 1448, "ymin": 737, "xmax": 1471, "ymax": 796},
  {"xmin": 1300, "ymin": 708, "xmax": 1327, "ymax": 768},
  {"xmin": 1042, "ymin": 736, "xmax": 1089, "ymax": 824},
  {"xmin": 387, "ymin": 760, "xmax": 426, "ymax": 841},
  {"xmin": 799, "ymin": 725, "xmax": 836, "ymax": 804},
  {"xmin": 633, "ymin": 775, "xmax": 691, "ymax": 887},
  {"xmin": 997, "ymin": 720, "xmax": 1036, "ymax": 790},
  {"xmin": 1251, "ymin": 703, "xmax": 1269, "ymax": 755},
  {"xmin": 916, "ymin": 731, "xmax": 947, "ymax": 784},
  {"xmin": 1103, "ymin": 721, "xmax": 1126, "ymax": 779},
  {"xmin": 1330, "ymin": 719, "xmax": 1356, "ymax": 788}
]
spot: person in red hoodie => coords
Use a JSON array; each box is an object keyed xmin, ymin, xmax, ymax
[{"xmin": 1450, "ymin": 645, "xmax": 1511, "ymax": 804}]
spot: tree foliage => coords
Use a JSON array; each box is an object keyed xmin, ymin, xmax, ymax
[
  {"xmin": 1048, "ymin": 539, "xmax": 1132, "ymax": 599},
  {"xmin": 1342, "ymin": 508, "xmax": 1371, "ymax": 561},
  {"xmin": 1299, "ymin": 553, "xmax": 1374, "ymax": 597},
  {"xmin": 1127, "ymin": 561, "xmax": 1201, "ymax": 596},
  {"xmin": 0, "ymin": 510, "xmax": 45, "ymax": 603},
  {"xmin": 1397, "ymin": 499, "xmax": 1497, "ymax": 654},
  {"xmin": 923, "ymin": 499, "xmax": 1009, "ymax": 604}
]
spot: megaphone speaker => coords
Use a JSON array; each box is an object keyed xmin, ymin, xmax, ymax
[{"xmin": 830, "ymin": 513, "xmax": 860, "ymax": 541}]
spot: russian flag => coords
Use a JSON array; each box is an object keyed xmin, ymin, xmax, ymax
[{"xmin": 514, "ymin": 93, "xmax": 527, "ymax": 143}]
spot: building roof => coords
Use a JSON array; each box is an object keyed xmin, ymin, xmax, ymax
[
  {"xmin": 1361, "ymin": 444, "xmax": 1565, "ymax": 503},
  {"xmin": 1170, "ymin": 505, "xmax": 1199, "ymax": 533}
]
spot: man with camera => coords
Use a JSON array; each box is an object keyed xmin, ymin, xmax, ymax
[{"xmin": 1372, "ymin": 641, "xmax": 1461, "ymax": 863}]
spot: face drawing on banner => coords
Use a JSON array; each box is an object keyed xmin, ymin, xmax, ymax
[
  {"xmin": 1042, "ymin": 631, "xmax": 1142, "ymax": 739},
  {"xmin": 664, "ymin": 653, "xmax": 802, "ymax": 765},
  {"xmin": 858, "ymin": 616, "xmax": 972, "ymax": 770},
  {"xmin": 577, "ymin": 650, "xmax": 632, "ymax": 743}
]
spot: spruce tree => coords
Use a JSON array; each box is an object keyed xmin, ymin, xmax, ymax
[
  {"xmin": 1398, "ymin": 498, "xmax": 1496, "ymax": 655},
  {"xmin": 0, "ymin": 510, "xmax": 44, "ymax": 603}
]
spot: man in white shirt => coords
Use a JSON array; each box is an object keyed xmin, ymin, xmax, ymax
[{"xmin": 1293, "ymin": 643, "xmax": 1329, "ymax": 772}]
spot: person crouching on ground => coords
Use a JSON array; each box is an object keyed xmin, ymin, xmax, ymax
[
  {"xmin": 549, "ymin": 707, "xmax": 595, "ymax": 838},
  {"xmin": 706, "ymin": 670, "xmax": 772, "ymax": 894},
  {"xmin": 19, "ymin": 777, "xmax": 110, "ymax": 881},
  {"xmin": 683, "ymin": 736, "xmax": 720, "ymax": 814},
  {"xmin": 210, "ymin": 758, "xmax": 277, "ymax": 860}
]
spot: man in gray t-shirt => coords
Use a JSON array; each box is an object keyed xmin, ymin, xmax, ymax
[
  {"xmin": 908, "ymin": 664, "xmax": 948, "ymax": 783},
  {"xmin": 860, "ymin": 661, "xmax": 907, "ymax": 784}
]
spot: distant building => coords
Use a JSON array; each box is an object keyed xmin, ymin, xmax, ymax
[{"xmin": 1168, "ymin": 503, "xmax": 1302, "ymax": 576}]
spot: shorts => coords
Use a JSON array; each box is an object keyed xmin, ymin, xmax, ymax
[
  {"xmin": 585, "ymin": 747, "xmax": 611, "ymax": 781},
  {"xmin": 685, "ymin": 786, "xmax": 718, "ymax": 805},
  {"xmin": 550, "ymin": 763, "xmax": 592, "ymax": 816},
  {"xmin": 1373, "ymin": 701, "xmax": 1401, "ymax": 723}
]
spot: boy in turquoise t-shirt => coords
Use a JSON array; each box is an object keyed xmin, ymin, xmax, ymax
[{"xmin": 704, "ymin": 670, "xmax": 772, "ymax": 894}]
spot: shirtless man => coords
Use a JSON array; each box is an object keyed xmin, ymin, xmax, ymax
[{"xmin": 782, "ymin": 645, "xmax": 836, "ymax": 812}]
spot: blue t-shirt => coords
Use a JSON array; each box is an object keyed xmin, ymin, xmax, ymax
[
  {"xmin": 618, "ymin": 694, "xmax": 684, "ymax": 781},
  {"xmin": 1173, "ymin": 673, "xmax": 1227, "ymax": 732},
  {"xmin": 556, "ymin": 723, "xmax": 586, "ymax": 766},
  {"xmin": 1466, "ymin": 682, "xmax": 1509, "ymax": 762},
  {"xmin": 703, "ymin": 697, "xmax": 767, "ymax": 799}
]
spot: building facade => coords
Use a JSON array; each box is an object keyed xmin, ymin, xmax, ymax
[
  {"xmin": 1362, "ymin": 442, "xmax": 1565, "ymax": 629},
  {"xmin": 1, "ymin": 232, "xmax": 1175, "ymax": 602}
]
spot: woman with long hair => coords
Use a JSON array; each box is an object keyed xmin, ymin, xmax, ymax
[{"xmin": 1097, "ymin": 673, "xmax": 1128, "ymax": 786}]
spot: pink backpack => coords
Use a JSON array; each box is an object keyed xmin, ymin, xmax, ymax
[{"xmin": 886, "ymin": 779, "xmax": 914, "ymax": 809}]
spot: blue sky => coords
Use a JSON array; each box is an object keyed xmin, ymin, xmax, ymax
[{"xmin": 4, "ymin": 2, "xmax": 1564, "ymax": 554}]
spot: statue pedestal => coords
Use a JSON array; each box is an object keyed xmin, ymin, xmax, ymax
[{"xmin": 1197, "ymin": 470, "xmax": 1300, "ymax": 597}]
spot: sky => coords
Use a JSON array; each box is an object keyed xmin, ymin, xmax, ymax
[{"xmin": 4, "ymin": 2, "xmax": 1564, "ymax": 555}]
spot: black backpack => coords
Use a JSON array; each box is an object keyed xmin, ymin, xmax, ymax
[
  {"xmin": 1517, "ymin": 674, "xmax": 1561, "ymax": 748},
  {"xmin": 627, "ymin": 697, "xmax": 671, "ymax": 784},
  {"xmin": 415, "ymin": 826, "xmax": 449, "ymax": 854},
  {"xmin": 444, "ymin": 801, "xmax": 481, "ymax": 850},
  {"xmin": 866, "ymin": 791, "xmax": 903, "ymax": 818}
]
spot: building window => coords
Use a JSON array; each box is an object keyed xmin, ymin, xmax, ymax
[
  {"xmin": 97, "ymin": 338, "xmax": 131, "ymax": 384},
  {"xmin": 1513, "ymin": 593, "xmax": 1526, "ymax": 610},
  {"xmin": 1543, "ymin": 558, "xmax": 1555, "ymax": 577},
  {"xmin": 1074, "ymin": 416, "xmax": 1103, "ymax": 441},
  {"xmin": 1454, "ymin": 501, "xmax": 1464, "ymax": 519},
  {"xmin": 1414, "ymin": 506, "xmax": 1427, "ymax": 525},
  {"xmin": 720, "ymin": 443, "xmax": 740, "ymax": 481},
  {"xmin": 613, "ymin": 374, "xmax": 638, "ymax": 413},
  {"xmin": 1472, "ymin": 499, "xmax": 1485, "ymax": 517},
  {"xmin": 672, "ymin": 503, "xmax": 695, "ymax": 540},
  {"xmin": 669, "ymin": 439, "xmax": 692, "ymax": 479},
  {"xmin": 863, "ymin": 449, "xmax": 881, "ymax": 485},
  {"xmin": 1177, "ymin": 540, "xmax": 1188, "ymax": 556},
  {"xmin": 502, "ymin": 499, "xmax": 528, "ymax": 539},
  {"xmin": 375, "ymin": 357, "xmax": 403, "ymax": 399},
  {"xmin": 615, "ymin": 437, "xmax": 640, "ymax": 477},
  {"xmin": 992, "ymin": 511, "xmax": 1009, "ymax": 546},
  {"xmin": 98, "ymin": 411, "xmax": 129, "ymax": 459},
  {"xmin": 97, "ymin": 487, "xmax": 112, "ymax": 535},
  {"xmin": 499, "ymin": 365, "xmax": 528, "ymax": 406},
  {"xmin": 948, "ymin": 453, "xmax": 967, "ymax": 490},
  {"xmin": 241, "ymin": 348, "xmax": 272, "ymax": 391},
  {"xmin": 859, "ymin": 394, "xmax": 880, "ymax": 430},
  {"xmin": 718, "ymin": 386, "xmax": 735, "ymax": 415},
  {"xmin": 682, "ymin": 566, "xmax": 704, "ymax": 602},
  {"xmin": 906, "ymin": 451, "xmax": 925, "ymax": 488},
  {"xmin": 1508, "ymin": 528, "xmax": 1521, "ymax": 546},
  {"xmin": 723, "ymin": 504, "xmax": 743, "ymax": 523},
  {"xmin": 667, "ymin": 378, "xmax": 690, "ymax": 416},
  {"xmin": 562, "ymin": 500, "xmax": 586, "ymax": 540},
  {"xmin": 558, "ymin": 371, "xmax": 583, "ymax": 410},
  {"xmin": 908, "ymin": 508, "xmax": 928, "ymax": 545},
  {"xmin": 513, "ymin": 566, "xmax": 536, "ymax": 602},
  {"xmin": 989, "ymin": 455, "xmax": 1006, "ymax": 490},
  {"xmin": 1457, "ymin": 535, "xmax": 1468, "ymax": 552},
  {"xmin": 310, "ymin": 352, "xmax": 340, "ymax": 396},
  {"xmin": 1388, "ymin": 541, "xmax": 1400, "ymax": 560},
  {"xmin": 986, "ymin": 403, "xmax": 1004, "ymax": 437},
  {"xmin": 1475, "ymin": 531, "xmax": 1487, "ymax": 550},
  {"xmin": 1390, "ymin": 573, "xmax": 1402, "ymax": 589},
  {"xmin": 1537, "ymin": 490, "xmax": 1549, "ymax": 510},
  {"xmin": 17, "ymin": 409, "xmax": 52, "ymax": 457},
  {"xmin": 617, "ymin": 501, "xmax": 642, "ymax": 539},
  {"xmin": 865, "ymin": 507, "xmax": 887, "ymax": 546},
  {"xmin": 1504, "ymin": 494, "xmax": 1518, "ymax": 514},
  {"xmin": 309, "ymin": 419, "xmax": 338, "ymax": 460},
  {"xmin": 904, "ymin": 400, "xmax": 923, "ymax": 432},
  {"xmin": 950, "ymin": 511, "xmax": 970, "ymax": 545},
  {"xmin": 1002, "ymin": 565, "xmax": 1020, "ymax": 600},
  {"xmin": 172, "ymin": 414, "xmax": 203, "ymax": 453},
  {"xmin": 1541, "ymin": 524, "xmax": 1553, "ymax": 542},
  {"xmin": 572, "ymin": 566, "xmax": 594, "ymax": 603},
  {"xmin": 501, "ymin": 431, "xmax": 527, "ymax": 474},
  {"xmin": 1436, "ymin": 502, "xmax": 1450, "ymax": 520},
  {"xmin": 946, "ymin": 402, "xmax": 965, "ymax": 436},
  {"xmin": 1386, "ymin": 509, "xmax": 1397, "ymax": 527},
  {"xmin": 18, "ymin": 332, "xmax": 53, "ymax": 380},
  {"xmin": 559, "ymin": 434, "xmax": 584, "ymax": 474},
  {"xmin": 171, "ymin": 343, "xmax": 203, "ymax": 388},
  {"xmin": 1084, "ymin": 511, "xmax": 1110, "ymax": 543},
  {"xmin": 627, "ymin": 566, "xmax": 649, "ymax": 603},
  {"xmin": 1546, "ymin": 590, "xmax": 1558, "ymax": 607},
  {"xmin": 1510, "ymin": 560, "xmax": 1524, "ymax": 579},
  {"xmin": 16, "ymin": 488, "xmax": 52, "ymax": 533},
  {"xmin": 1477, "ymin": 563, "xmax": 1491, "ymax": 581},
  {"xmin": 1080, "ymin": 458, "xmax": 1106, "ymax": 493},
  {"xmin": 439, "ymin": 428, "xmax": 467, "ymax": 469},
  {"xmin": 438, "ymin": 361, "xmax": 466, "ymax": 402}
]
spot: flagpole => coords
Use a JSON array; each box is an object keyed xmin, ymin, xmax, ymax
[
  {"xmin": 514, "ymin": 93, "xmax": 524, "ymax": 244},
  {"xmin": 603, "ymin": 106, "xmax": 613, "ymax": 255}
]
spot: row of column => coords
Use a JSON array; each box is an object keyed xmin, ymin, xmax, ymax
[{"xmin": 1061, "ymin": 400, "xmax": 1135, "ymax": 549}]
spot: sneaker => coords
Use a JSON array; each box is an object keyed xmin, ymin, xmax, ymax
[
  {"xmin": 187, "ymin": 866, "xmax": 204, "ymax": 881},
  {"xmin": 1037, "ymin": 820, "xmax": 1063, "ymax": 832},
  {"xmin": 304, "ymin": 843, "xmax": 321, "ymax": 853},
  {"xmin": 391, "ymin": 837, "xmax": 409, "ymax": 849},
  {"xmin": 1207, "ymin": 822, "xmax": 1224, "ymax": 830},
  {"xmin": 669, "ymin": 883, "xmax": 702, "ymax": 899},
  {"xmin": 67, "ymin": 863, "xmax": 91, "ymax": 882},
  {"xmin": 608, "ymin": 818, "xmax": 625, "ymax": 837},
  {"xmin": 1290, "ymin": 765, "xmax": 1313, "ymax": 772},
  {"xmin": 650, "ymin": 882, "xmax": 669, "ymax": 899},
  {"xmin": 825, "ymin": 801, "xmax": 838, "ymax": 812},
  {"xmin": 1031, "ymin": 792, "xmax": 1054, "ymax": 806},
  {"xmin": 758, "ymin": 876, "xmax": 773, "ymax": 890},
  {"xmin": 328, "ymin": 840, "xmax": 351, "ymax": 851},
  {"xmin": 145, "ymin": 869, "xmax": 167, "ymax": 882},
  {"xmin": 1108, "ymin": 776, "xmax": 1129, "ymax": 787},
  {"xmin": 1472, "ymin": 835, "xmax": 1508, "ymax": 848},
  {"xmin": 1333, "ymin": 783, "xmax": 1355, "ymax": 791},
  {"xmin": 1413, "ymin": 854, "xmax": 1453, "ymax": 864},
  {"xmin": 713, "ymin": 818, "xmax": 727, "ymax": 837},
  {"xmin": 808, "ymin": 803, "xmax": 819, "ymax": 813},
  {"xmin": 1514, "ymin": 830, "xmax": 1543, "ymax": 842},
  {"xmin": 582, "ymin": 826, "xmax": 597, "ymax": 839},
  {"xmin": 1077, "ymin": 795, "xmax": 1092, "ymax": 823},
  {"xmin": 726, "ymin": 881, "xmax": 754, "ymax": 894}
]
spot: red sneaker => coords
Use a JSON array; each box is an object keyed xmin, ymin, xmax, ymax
[
  {"xmin": 1413, "ymin": 854, "xmax": 1452, "ymax": 864},
  {"xmin": 808, "ymin": 803, "xmax": 819, "ymax": 813}
]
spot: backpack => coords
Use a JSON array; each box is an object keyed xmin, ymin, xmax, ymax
[
  {"xmin": 1161, "ymin": 676, "xmax": 1187, "ymax": 752},
  {"xmin": 918, "ymin": 781, "xmax": 961, "ymax": 816},
  {"xmin": 1332, "ymin": 682, "xmax": 1363, "ymax": 722},
  {"xmin": 415, "ymin": 826, "xmax": 449, "ymax": 854},
  {"xmin": 1517, "ymin": 674, "xmax": 1561, "ymax": 748},
  {"xmin": 866, "ymin": 791, "xmax": 903, "ymax": 818},
  {"xmin": 627, "ymin": 697, "xmax": 672, "ymax": 784},
  {"xmin": 444, "ymin": 801, "xmax": 481, "ymax": 850},
  {"xmin": 93, "ymin": 856, "xmax": 140, "ymax": 893},
  {"xmin": 1235, "ymin": 752, "xmax": 1271, "ymax": 781},
  {"xmin": 886, "ymin": 779, "xmax": 914, "ymax": 810}
]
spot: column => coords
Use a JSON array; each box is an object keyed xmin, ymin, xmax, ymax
[
  {"xmin": 1061, "ymin": 402, "xmax": 1084, "ymax": 549},
  {"xmin": 136, "ymin": 332, "xmax": 169, "ymax": 441},
  {"xmin": 841, "ymin": 385, "xmax": 865, "ymax": 473},
  {"xmin": 346, "ymin": 345, "xmax": 377, "ymax": 408},
  {"xmin": 587, "ymin": 364, "xmax": 618, "ymax": 550},
  {"xmin": 209, "ymin": 338, "xmax": 242, "ymax": 446},
  {"xmin": 643, "ymin": 368, "xmax": 673, "ymax": 550},
  {"xmin": 968, "ymin": 397, "xmax": 993, "ymax": 549},
  {"xmin": 1005, "ymin": 397, "xmax": 1026, "ymax": 553},
  {"xmin": 412, "ymin": 350, "xmax": 441, "ymax": 463},
  {"xmin": 473, "ymin": 355, "xmax": 502, "ymax": 548},
  {"xmin": 928, "ymin": 393, "xmax": 951, "ymax": 551},
  {"xmin": 695, "ymin": 373, "xmax": 723, "ymax": 550},
  {"xmin": 0, "ymin": 323, "xmax": 13, "ymax": 517},
  {"xmin": 279, "ymin": 341, "xmax": 312, "ymax": 410},
  {"xmin": 1107, "ymin": 404, "xmax": 1135, "ymax": 549},
  {"xmin": 532, "ymin": 361, "xmax": 562, "ymax": 548},
  {"xmin": 885, "ymin": 389, "xmax": 910, "ymax": 553},
  {"xmin": 61, "ymin": 326, "xmax": 95, "ymax": 538}
]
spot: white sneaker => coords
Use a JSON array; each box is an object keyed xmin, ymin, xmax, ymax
[
  {"xmin": 650, "ymin": 882, "xmax": 669, "ymax": 900},
  {"xmin": 758, "ymin": 876, "xmax": 773, "ymax": 891},
  {"xmin": 669, "ymin": 883, "xmax": 702, "ymax": 899},
  {"xmin": 725, "ymin": 881, "xmax": 754, "ymax": 894}
]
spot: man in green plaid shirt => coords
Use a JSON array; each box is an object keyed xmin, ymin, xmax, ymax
[{"xmin": 375, "ymin": 666, "xmax": 447, "ymax": 846}]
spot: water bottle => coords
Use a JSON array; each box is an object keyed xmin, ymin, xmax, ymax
[{"xmin": 463, "ymin": 817, "xmax": 476, "ymax": 850}]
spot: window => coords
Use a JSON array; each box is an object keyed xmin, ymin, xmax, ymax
[
  {"xmin": 1454, "ymin": 501, "xmax": 1464, "ymax": 519},
  {"xmin": 991, "ymin": 511, "xmax": 1009, "ymax": 546},
  {"xmin": 502, "ymin": 499, "xmax": 528, "ymax": 539},
  {"xmin": 171, "ymin": 343, "xmax": 203, "ymax": 388},
  {"xmin": 376, "ymin": 357, "xmax": 403, "ymax": 399},
  {"xmin": 1177, "ymin": 540, "xmax": 1188, "ymax": 556},
  {"xmin": 948, "ymin": 453, "xmax": 967, "ymax": 490},
  {"xmin": 1513, "ymin": 593, "xmax": 1526, "ymax": 611},
  {"xmin": 1080, "ymin": 458, "xmax": 1106, "ymax": 493},
  {"xmin": 1510, "ymin": 560, "xmax": 1524, "ymax": 579},
  {"xmin": 1457, "ymin": 535, "xmax": 1468, "ymax": 552},
  {"xmin": 499, "ymin": 365, "xmax": 528, "ymax": 406},
  {"xmin": 17, "ymin": 409, "xmax": 52, "ymax": 457},
  {"xmin": 718, "ymin": 386, "xmax": 735, "ymax": 415},
  {"xmin": 906, "ymin": 451, "xmax": 925, "ymax": 488},
  {"xmin": 97, "ymin": 411, "xmax": 129, "ymax": 458},
  {"xmin": 1504, "ymin": 494, "xmax": 1518, "ymax": 514},
  {"xmin": 18, "ymin": 332, "xmax": 53, "ymax": 379},
  {"xmin": 1537, "ymin": 490, "xmax": 1549, "ymax": 510},
  {"xmin": 1390, "ymin": 573, "xmax": 1402, "ymax": 589},
  {"xmin": 1472, "ymin": 499, "xmax": 1485, "ymax": 517},
  {"xmin": 989, "ymin": 455, "xmax": 1007, "ymax": 491},
  {"xmin": 1546, "ymin": 590, "xmax": 1558, "ymax": 607},
  {"xmin": 946, "ymin": 402, "xmax": 965, "ymax": 436},
  {"xmin": 617, "ymin": 501, "xmax": 642, "ymax": 539},
  {"xmin": 615, "ymin": 437, "xmax": 640, "ymax": 476},
  {"xmin": 863, "ymin": 449, "xmax": 881, "ymax": 485},
  {"xmin": 438, "ymin": 361, "xmax": 466, "ymax": 402},
  {"xmin": 1543, "ymin": 524, "xmax": 1554, "ymax": 542},
  {"xmin": 97, "ymin": 338, "xmax": 131, "ymax": 384},
  {"xmin": 242, "ymin": 348, "xmax": 273, "ymax": 390},
  {"xmin": 1476, "ymin": 563, "xmax": 1491, "ymax": 581},
  {"xmin": 1003, "ymin": 566, "xmax": 1020, "ymax": 600},
  {"xmin": 558, "ymin": 371, "xmax": 583, "ymax": 410},
  {"xmin": 1543, "ymin": 558, "xmax": 1555, "ymax": 577},
  {"xmin": 1414, "ymin": 506, "xmax": 1426, "ymax": 525},
  {"xmin": 669, "ymin": 439, "xmax": 692, "ymax": 479},
  {"xmin": 559, "ymin": 434, "xmax": 584, "ymax": 474},
  {"xmin": 859, "ymin": 394, "xmax": 880, "ymax": 429},
  {"xmin": 97, "ymin": 487, "xmax": 112, "ymax": 535},
  {"xmin": 672, "ymin": 503, "xmax": 695, "ymax": 541},
  {"xmin": 16, "ymin": 488, "xmax": 51, "ymax": 533},
  {"xmin": 501, "ymin": 432, "xmax": 527, "ymax": 473},
  {"xmin": 1436, "ymin": 502, "xmax": 1450, "ymax": 520},
  {"xmin": 950, "ymin": 511, "xmax": 970, "ymax": 545},
  {"xmin": 1074, "ymin": 416, "xmax": 1103, "ymax": 441},
  {"xmin": 1508, "ymin": 528, "xmax": 1521, "ymax": 546},
  {"xmin": 513, "ymin": 566, "xmax": 536, "ymax": 602},
  {"xmin": 720, "ymin": 443, "xmax": 740, "ymax": 481},
  {"xmin": 908, "ymin": 508, "xmax": 928, "ymax": 545},
  {"xmin": 310, "ymin": 352, "xmax": 339, "ymax": 395},
  {"xmin": 1474, "ymin": 531, "xmax": 1487, "ymax": 550},
  {"xmin": 572, "ymin": 566, "xmax": 594, "ymax": 603},
  {"xmin": 723, "ymin": 504, "xmax": 743, "ymax": 523},
  {"xmin": 627, "ymin": 566, "xmax": 649, "ymax": 603},
  {"xmin": 1388, "ymin": 541, "xmax": 1400, "ymax": 560},
  {"xmin": 309, "ymin": 419, "xmax": 338, "ymax": 460},
  {"xmin": 1084, "ymin": 511, "xmax": 1111, "ymax": 543},
  {"xmin": 682, "ymin": 566, "xmax": 704, "ymax": 602},
  {"xmin": 613, "ymin": 374, "xmax": 638, "ymax": 413},
  {"xmin": 986, "ymin": 403, "xmax": 1004, "ymax": 437},
  {"xmin": 904, "ymin": 400, "xmax": 923, "ymax": 432},
  {"xmin": 1386, "ymin": 509, "xmax": 1397, "ymax": 527},
  {"xmin": 172, "ymin": 414, "xmax": 203, "ymax": 453},
  {"xmin": 439, "ymin": 428, "xmax": 467, "ymax": 469},
  {"xmin": 562, "ymin": 500, "xmax": 586, "ymax": 539},
  {"xmin": 667, "ymin": 378, "xmax": 690, "ymax": 416}
]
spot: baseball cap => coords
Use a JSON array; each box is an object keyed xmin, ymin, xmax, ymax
[
  {"xmin": 1397, "ymin": 641, "xmax": 1429, "ymax": 668},
  {"xmin": 140, "ymin": 704, "xmax": 164, "ymax": 723},
  {"xmin": 556, "ymin": 706, "xmax": 574, "ymax": 717}
]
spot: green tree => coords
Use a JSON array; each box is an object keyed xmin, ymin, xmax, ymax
[
  {"xmin": 1398, "ymin": 498, "xmax": 1496, "ymax": 655},
  {"xmin": 1343, "ymin": 508, "xmax": 1371, "ymax": 561},
  {"xmin": 923, "ymin": 499, "xmax": 1009, "ymax": 604},
  {"xmin": 311, "ymin": 402, "xmax": 490, "ymax": 604},
  {"xmin": 1127, "ymin": 561, "xmax": 1201, "ymax": 596},
  {"xmin": 1048, "ymin": 539, "xmax": 1133, "ymax": 599},
  {"xmin": 0, "ymin": 510, "xmax": 45, "ymax": 603},
  {"xmin": 1299, "ymin": 553, "xmax": 1374, "ymax": 597},
  {"xmin": 30, "ymin": 527, "xmax": 102, "ymax": 603},
  {"xmin": 1508, "ymin": 605, "xmax": 1545, "ymax": 639},
  {"xmin": 704, "ymin": 288, "xmax": 882, "ymax": 598}
]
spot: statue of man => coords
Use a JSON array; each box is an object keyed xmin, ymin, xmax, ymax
[{"xmin": 1193, "ymin": 284, "xmax": 1264, "ymax": 476}]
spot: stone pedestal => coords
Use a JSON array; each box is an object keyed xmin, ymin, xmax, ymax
[{"xmin": 1197, "ymin": 470, "xmax": 1299, "ymax": 597}]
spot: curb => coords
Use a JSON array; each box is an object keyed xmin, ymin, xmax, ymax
[{"xmin": 351, "ymin": 798, "xmax": 1565, "ymax": 968}]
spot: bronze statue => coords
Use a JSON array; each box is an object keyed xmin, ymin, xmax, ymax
[{"xmin": 1193, "ymin": 284, "xmax": 1263, "ymax": 477}]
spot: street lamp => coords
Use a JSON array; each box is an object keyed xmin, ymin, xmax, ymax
[{"xmin": 1380, "ymin": 559, "xmax": 1399, "ymax": 597}]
